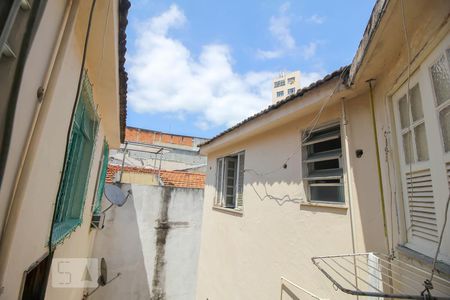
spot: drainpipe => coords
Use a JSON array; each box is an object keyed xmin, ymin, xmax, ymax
[
  {"xmin": 367, "ymin": 79, "xmax": 389, "ymax": 254},
  {"xmin": 341, "ymin": 98, "xmax": 359, "ymax": 297},
  {"xmin": 0, "ymin": 0, "xmax": 74, "ymax": 243}
]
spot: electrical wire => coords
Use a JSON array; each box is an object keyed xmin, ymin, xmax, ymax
[
  {"xmin": 430, "ymin": 194, "xmax": 450, "ymax": 283},
  {"xmin": 244, "ymin": 66, "xmax": 349, "ymax": 179},
  {"xmin": 400, "ymin": 0, "xmax": 415, "ymax": 223},
  {"xmin": 400, "ymin": 0, "xmax": 450, "ymax": 291}
]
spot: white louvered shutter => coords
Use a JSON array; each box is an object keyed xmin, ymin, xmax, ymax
[{"xmin": 393, "ymin": 35, "xmax": 450, "ymax": 262}]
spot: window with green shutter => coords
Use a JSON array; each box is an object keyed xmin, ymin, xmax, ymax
[
  {"xmin": 93, "ymin": 141, "xmax": 109, "ymax": 214},
  {"xmin": 51, "ymin": 75, "xmax": 98, "ymax": 245}
]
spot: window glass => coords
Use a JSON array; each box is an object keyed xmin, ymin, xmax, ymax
[
  {"xmin": 236, "ymin": 153, "xmax": 245, "ymax": 208},
  {"xmin": 410, "ymin": 84, "xmax": 424, "ymax": 122},
  {"xmin": 310, "ymin": 185, "xmax": 344, "ymax": 203},
  {"xmin": 402, "ymin": 131, "xmax": 413, "ymax": 164},
  {"xmin": 439, "ymin": 105, "xmax": 450, "ymax": 152},
  {"xmin": 430, "ymin": 54, "xmax": 450, "ymax": 106},
  {"xmin": 225, "ymin": 158, "xmax": 237, "ymax": 207},
  {"xmin": 52, "ymin": 75, "xmax": 98, "ymax": 245},
  {"xmin": 303, "ymin": 124, "xmax": 344, "ymax": 203},
  {"xmin": 414, "ymin": 123, "xmax": 429, "ymax": 161},
  {"xmin": 277, "ymin": 91, "xmax": 284, "ymax": 97},
  {"xmin": 398, "ymin": 95, "xmax": 410, "ymax": 129}
]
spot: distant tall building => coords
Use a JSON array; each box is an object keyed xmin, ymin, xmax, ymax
[{"xmin": 272, "ymin": 71, "xmax": 301, "ymax": 103}]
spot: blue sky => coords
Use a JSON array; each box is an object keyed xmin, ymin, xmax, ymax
[{"xmin": 125, "ymin": 0, "xmax": 375, "ymax": 138}]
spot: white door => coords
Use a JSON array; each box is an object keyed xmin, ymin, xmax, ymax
[{"xmin": 393, "ymin": 34, "xmax": 450, "ymax": 262}]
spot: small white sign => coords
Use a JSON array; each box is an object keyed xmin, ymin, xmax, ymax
[{"xmin": 51, "ymin": 258, "xmax": 99, "ymax": 288}]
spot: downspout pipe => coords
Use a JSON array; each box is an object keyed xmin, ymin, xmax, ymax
[{"xmin": 367, "ymin": 79, "xmax": 390, "ymax": 254}]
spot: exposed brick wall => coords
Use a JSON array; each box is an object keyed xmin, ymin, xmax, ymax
[
  {"xmin": 106, "ymin": 164, "xmax": 205, "ymax": 189},
  {"xmin": 125, "ymin": 127, "xmax": 194, "ymax": 147}
]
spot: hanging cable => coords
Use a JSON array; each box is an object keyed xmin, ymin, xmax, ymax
[
  {"xmin": 400, "ymin": 0, "xmax": 415, "ymax": 225},
  {"xmin": 244, "ymin": 66, "xmax": 349, "ymax": 179},
  {"xmin": 429, "ymin": 194, "xmax": 450, "ymax": 284}
]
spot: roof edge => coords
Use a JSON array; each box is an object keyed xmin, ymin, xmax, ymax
[
  {"xmin": 199, "ymin": 66, "xmax": 349, "ymax": 148},
  {"xmin": 126, "ymin": 126, "xmax": 210, "ymax": 141},
  {"xmin": 118, "ymin": 0, "xmax": 130, "ymax": 143},
  {"xmin": 347, "ymin": 0, "xmax": 390, "ymax": 85}
]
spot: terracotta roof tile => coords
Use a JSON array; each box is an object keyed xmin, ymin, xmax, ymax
[
  {"xmin": 106, "ymin": 165, "xmax": 205, "ymax": 189},
  {"xmin": 118, "ymin": 0, "xmax": 130, "ymax": 143}
]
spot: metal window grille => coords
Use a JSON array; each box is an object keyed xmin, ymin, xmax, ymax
[
  {"xmin": 303, "ymin": 123, "xmax": 344, "ymax": 203},
  {"xmin": 93, "ymin": 141, "xmax": 109, "ymax": 214},
  {"xmin": 52, "ymin": 74, "xmax": 98, "ymax": 245}
]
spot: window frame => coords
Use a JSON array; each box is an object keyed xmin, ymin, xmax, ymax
[
  {"xmin": 428, "ymin": 48, "xmax": 450, "ymax": 155},
  {"xmin": 287, "ymin": 77, "xmax": 295, "ymax": 84},
  {"xmin": 214, "ymin": 151, "xmax": 245, "ymax": 211},
  {"xmin": 92, "ymin": 140, "xmax": 109, "ymax": 215},
  {"xmin": 390, "ymin": 35, "xmax": 450, "ymax": 261},
  {"xmin": 302, "ymin": 122, "xmax": 346, "ymax": 205},
  {"xmin": 276, "ymin": 90, "xmax": 284, "ymax": 97},
  {"xmin": 51, "ymin": 74, "xmax": 99, "ymax": 245},
  {"xmin": 287, "ymin": 88, "xmax": 295, "ymax": 95},
  {"xmin": 274, "ymin": 80, "xmax": 286, "ymax": 88}
]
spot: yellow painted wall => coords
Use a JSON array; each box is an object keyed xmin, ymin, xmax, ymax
[{"xmin": 0, "ymin": 0, "xmax": 120, "ymax": 299}]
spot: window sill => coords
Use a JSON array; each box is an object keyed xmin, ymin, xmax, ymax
[
  {"xmin": 397, "ymin": 245, "xmax": 450, "ymax": 276},
  {"xmin": 212, "ymin": 206, "xmax": 243, "ymax": 217},
  {"xmin": 300, "ymin": 201, "xmax": 348, "ymax": 210}
]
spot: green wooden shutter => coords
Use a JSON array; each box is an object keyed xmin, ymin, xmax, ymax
[
  {"xmin": 52, "ymin": 74, "xmax": 98, "ymax": 245},
  {"xmin": 94, "ymin": 141, "xmax": 109, "ymax": 214}
]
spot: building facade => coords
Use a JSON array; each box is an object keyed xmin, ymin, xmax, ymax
[
  {"xmin": 0, "ymin": 0, "xmax": 129, "ymax": 299},
  {"xmin": 272, "ymin": 71, "xmax": 301, "ymax": 104},
  {"xmin": 110, "ymin": 126, "xmax": 208, "ymax": 173},
  {"xmin": 196, "ymin": 1, "xmax": 450, "ymax": 299}
]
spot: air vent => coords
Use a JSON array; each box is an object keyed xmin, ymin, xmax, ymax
[{"xmin": 406, "ymin": 169, "xmax": 439, "ymax": 243}]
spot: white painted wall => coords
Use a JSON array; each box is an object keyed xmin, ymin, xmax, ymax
[{"xmin": 91, "ymin": 185, "xmax": 204, "ymax": 300}]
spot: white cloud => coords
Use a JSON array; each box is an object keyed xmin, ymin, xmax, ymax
[
  {"xmin": 300, "ymin": 71, "xmax": 323, "ymax": 87},
  {"xmin": 257, "ymin": 2, "xmax": 321, "ymax": 60},
  {"xmin": 301, "ymin": 42, "xmax": 318, "ymax": 60},
  {"xmin": 306, "ymin": 14, "xmax": 325, "ymax": 24},
  {"xmin": 128, "ymin": 5, "xmax": 278, "ymax": 130},
  {"xmin": 256, "ymin": 49, "xmax": 282, "ymax": 59},
  {"xmin": 269, "ymin": 3, "xmax": 295, "ymax": 50}
]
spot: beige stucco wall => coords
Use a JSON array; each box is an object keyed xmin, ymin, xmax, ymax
[
  {"xmin": 196, "ymin": 99, "xmax": 386, "ymax": 299},
  {"xmin": 121, "ymin": 172, "xmax": 159, "ymax": 185},
  {"xmin": 197, "ymin": 3, "xmax": 450, "ymax": 299},
  {"xmin": 0, "ymin": 0, "xmax": 120, "ymax": 299}
]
